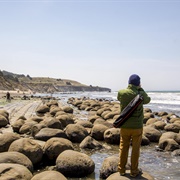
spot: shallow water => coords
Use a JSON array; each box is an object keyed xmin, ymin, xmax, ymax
[
  {"xmin": 67, "ymin": 143, "xmax": 180, "ymax": 180},
  {"xmin": 41, "ymin": 91, "xmax": 180, "ymax": 180}
]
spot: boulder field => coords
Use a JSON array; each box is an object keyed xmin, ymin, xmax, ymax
[{"xmin": 0, "ymin": 97, "xmax": 179, "ymax": 179}]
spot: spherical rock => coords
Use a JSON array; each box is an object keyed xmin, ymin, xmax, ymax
[
  {"xmin": 104, "ymin": 128, "xmax": 120, "ymax": 144},
  {"xmin": 100, "ymin": 156, "xmax": 119, "ymax": 179},
  {"xmin": 91, "ymin": 124, "xmax": 109, "ymax": 141},
  {"xmin": 79, "ymin": 136, "xmax": 103, "ymax": 149},
  {"xmin": 31, "ymin": 170, "xmax": 67, "ymax": 180},
  {"xmin": 0, "ymin": 151, "xmax": 33, "ymax": 172},
  {"xmin": 164, "ymin": 123, "xmax": 180, "ymax": 133},
  {"xmin": 8, "ymin": 138, "xmax": 43, "ymax": 165},
  {"xmin": 65, "ymin": 124, "xmax": 88, "ymax": 143},
  {"xmin": 0, "ymin": 132, "xmax": 20, "ymax": 152},
  {"xmin": 43, "ymin": 137, "xmax": 74, "ymax": 160},
  {"xmin": 35, "ymin": 127, "xmax": 67, "ymax": 141},
  {"xmin": 56, "ymin": 150, "xmax": 95, "ymax": 177},
  {"xmin": 0, "ymin": 114, "xmax": 9, "ymax": 127},
  {"xmin": 143, "ymin": 126, "xmax": 162, "ymax": 142},
  {"xmin": 0, "ymin": 163, "xmax": 33, "ymax": 180}
]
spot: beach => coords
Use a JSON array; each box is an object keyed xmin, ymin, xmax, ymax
[{"xmin": 0, "ymin": 91, "xmax": 180, "ymax": 180}]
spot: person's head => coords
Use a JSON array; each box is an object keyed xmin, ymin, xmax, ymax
[{"xmin": 128, "ymin": 74, "xmax": 141, "ymax": 86}]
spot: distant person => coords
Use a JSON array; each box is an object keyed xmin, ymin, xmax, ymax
[
  {"xmin": 117, "ymin": 74, "xmax": 151, "ymax": 177},
  {"xmin": 6, "ymin": 92, "xmax": 11, "ymax": 102}
]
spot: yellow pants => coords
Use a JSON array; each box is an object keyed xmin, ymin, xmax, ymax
[{"xmin": 118, "ymin": 128, "xmax": 143, "ymax": 175}]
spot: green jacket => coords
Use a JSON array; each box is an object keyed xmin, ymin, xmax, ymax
[{"xmin": 117, "ymin": 84, "xmax": 151, "ymax": 129}]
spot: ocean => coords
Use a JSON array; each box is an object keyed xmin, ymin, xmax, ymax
[
  {"xmin": 41, "ymin": 91, "xmax": 180, "ymax": 180},
  {"xmin": 52, "ymin": 91, "xmax": 180, "ymax": 117}
]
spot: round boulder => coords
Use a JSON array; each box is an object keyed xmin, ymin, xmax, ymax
[
  {"xmin": 104, "ymin": 128, "xmax": 120, "ymax": 144},
  {"xmin": 0, "ymin": 132, "xmax": 20, "ymax": 152},
  {"xmin": 8, "ymin": 138, "xmax": 43, "ymax": 165},
  {"xmin": 143, "ymin": 126, "xmax": 162, "ymax": 142},
  {"xmin": 31, "ymin": 170, "xmax": 67, "ymax": 180},
  {"xmin": 43, "ymin": 137, "xmax": 74, "ymax": 160},
  {"xmin": 164, "ymin": 123, "xmax": 180, "ymax": 133},
  {"xmin": 0, "ymin": 163, "xmax": 33, "ymax": 180},
  {"xmin": 56, "ymin": 150, "xmax": 95, "ymax": 177},
  {"xmin": 62, "ymin": 106, "xmax": 74, "ymax": 113},
  {"xmin": 0, "ymin": 114, "xmax": 9, "ymax": 127},
  {"xmin": 35, "ymin": 128, "xmax": 67, "ymax": 141},
  {"xmin": 79, "ymin": 136, "xmax": 103, "ymax": 149},
  {"xmin": 65, "ymin": 124, "xmax": 88, "ymax": 143},
  {"xmin": 158, "ymin": 138, "xmax": 179, "ymax": 151},
  {"xmin": 100, "ymin": 156, "xmax": 119, "ymax": 179},
  {"xmin": 106, "ymin": 171, "xmax": 154, "ymax": 180},
  {"xmin": 0, "ymin": 151, "xmax": 33, "ymax": 172},
  {"xmin": 91, "ymin": 124, "xmax": 109, "ymax": 141},
  {"xmin": 36, "ymin": 105, "xmax": 49, "ymax": 114}
]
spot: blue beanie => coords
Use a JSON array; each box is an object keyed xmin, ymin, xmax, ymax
[{"xmin": 128, "ymin": 74, "xmax": 140, "ymax": 86}]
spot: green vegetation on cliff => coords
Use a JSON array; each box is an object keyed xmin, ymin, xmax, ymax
[{"xmin": 0, "ymin": 70, "xmax": 111, "ymax": 93}]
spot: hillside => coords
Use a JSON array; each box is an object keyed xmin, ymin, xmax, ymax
[{"xmin": 0, "ymin": 70, "xmax": 111, "ymax": 93}]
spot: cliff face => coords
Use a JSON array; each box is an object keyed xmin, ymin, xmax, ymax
[{"xmin": 0, "ymin": 70, "xmax": 111, "ymax": 93}]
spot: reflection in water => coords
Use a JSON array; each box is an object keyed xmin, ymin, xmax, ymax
[{"xmin": 68, "ymin": 143, "xmax": 180, "ymax": 180}]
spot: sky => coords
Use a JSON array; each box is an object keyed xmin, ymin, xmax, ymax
[{"xmin": 0, "ymin": 0, "xmax": 180, "ymax": 91}]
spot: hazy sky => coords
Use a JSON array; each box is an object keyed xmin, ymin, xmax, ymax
[{"xmin": 0, "ymin": 0, "xmax": 180, "ymax": 91}]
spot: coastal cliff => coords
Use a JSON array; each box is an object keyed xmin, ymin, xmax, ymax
[{"xmin": 0, "ymin": 70, "xmax": 111, "ymax": 93}]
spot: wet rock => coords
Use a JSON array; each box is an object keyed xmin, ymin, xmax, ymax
[
  {"xmin": 91, "ymin": 124, "xmax": 109, "ymax": 141},
  {"xmin": 0, "ymin": 114, "xmax": 9, "ymax": 127},
  {"xmin": 36, "ymin": 105, "xmax": 49, "ymax": 114},
  {"xmin": 143, "ymin": 113, "xmax": 155, "ymax": 124},
  {"xmin": 8, "ymin": 138, "xmax": 43, "ymax": 165},
  {"xmin": 144, "ymin": 108, "xmax": 152, "ymax": 113},
  {"xmin": 88, "ymin": 115, "xmax": 101, "ymax": 124},
  {"xmin": 143, "ymin": 126, "xmax": 162, "ymax": 142},
  {"xmin": 172, "ymin": 149, "xmax": 180, "ymax": 156},
  {"xmin": 106, "ymin": 171, "xmax": 154, "ymax": 180},
  {"xmin": 56, "ymin": 114, "xmax": 74, "ymax": 128},
  {"xmin": 79, "ymin": 136, "xmax": 103, "ymax": 149},
  {"xmin": 12, "ymin": 118, "xmax": 25, "ymax": 133},
  {"xmin": 158, "ymin": 138, "xmax": 179, "ymax": 151},
  {"xmin": 141, "ymin": 135, "xmax": 150, "ymax": 146},
  {"xmin": 49, "ymin": 106, "xmax": 62, "ymax": 116},
  {"xmin": 0, "ymin": 109, "xmax": 9, "ymax": 120},
  {"xmin": 62, "ymin": 106, "xmax": 73, "ymax": 113},
  {"xmin": 46, "ymin": 100, "xmax": 59, "ymax": 107},
  {"xmin": 35, "ymin": 128, "xmax": 67, "ymax": 141},
  {"xmin": 94, "ymin": 118, "xmax": 113, "ymax": 128},
  {"xmin": 56, "ymin": 150, "xmax": 95, "ymax": 177},
  {"xmin": 169, "ymin": 118, "xmax": 180, "ymax": 123},
  {"xmin": 96, "ymin": 107, "xmax": 111, "ymax": 116},
  {"xmin": 164, "ymin": 123, "xmax": 180, "ymax": 133},
  {"xmin": 100, "ymin": 156, "xmax": 119, "ymax": 179},
  {"xmin": 65, "ymin": 124, "xmax": 88, "ymax": 143},
  {"xmin": 159, "ymin": 131, "xmax": 180, "ymax": 144},
  {"xmin": 41, "ymin": 117, "xmax": 62, "ymax": 129},
  {"xmin": 0, "ymin": 163, "xmax": 33, "ymax": 180},
  {"xmin": 31, "ymin": 170, "xmax": 67, "ymax": 180},
  {"xmin": 43, "ymin": 137, "xmax": 74, "ymax": 160},
  {"xmin": 146, "ymin": 118, "xmax": 160, "ymax": 126},
  {"xmin": 153, "ymin": 121, "xmax": 166, "ymax": 130},
  {"xmin": 0, "ymin": 151, "xmax": 33, "ymax": 172},
  {"xmin": 104, "ymin": 128, "xmax": 120, "ymax": 144},
  {"xmin": 19, "ymin": 120, "xmax": 37, "ymax": 134},
  {"xmin": 0, "ymin": 132, "xmax": 20, "ymax": 152},
  {"xmin": 31, "ymin": 124, "xmax": 46, "ymax": 136},
  {"xmin": 76, "ymin": 120, "xmax": 93, "ymax": 128},
  {"xmin": 158, "ymin": 111, "xmax": 168, "ymax": 117}
]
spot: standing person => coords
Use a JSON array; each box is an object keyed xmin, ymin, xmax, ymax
[
  {"xmin": 6, "ymin": 92, "xmax": 11, "ymax": 102},
  {"xmin": 117, "ymin": 74, "xmax": 151, "ymax": 177}
]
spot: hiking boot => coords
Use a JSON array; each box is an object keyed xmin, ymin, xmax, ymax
[
  {"xmin": 120, "ymin": 172, "xmax": 126, "ymax": 176},
  {"xmin": 130, "ymin": 168, "xmax": 142, "ymax": 177}
]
